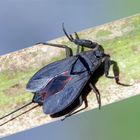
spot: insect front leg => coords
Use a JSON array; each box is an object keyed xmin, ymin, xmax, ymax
[
  {"xmin": 74, "ymin": 32, "xmax": 84, "ymax": 54},
  {"xmin": 74, "ymin": 32, "xmax": 80, "ymax": 54},
  {"xmin": 62, "ymin": 23, "xmax": 84, "ymax": 55},
  {"xmin": 63, "ymin": 23, "xmax": 100, "ymax": 53}
]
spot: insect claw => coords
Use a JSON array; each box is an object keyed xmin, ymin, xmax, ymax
[
  {"xmin": 98, "ymin": 101, "xmax": 101, "ymax": 110},
  {"xmin": 61, "ymin": 117, "xmax": 66, "ymax": 121},
  {"xmin": 61, "ymin": 114, "xmax": 70, "ymax": 121}
]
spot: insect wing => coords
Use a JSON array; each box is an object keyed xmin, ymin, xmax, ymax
[
  {"xmin": 43, "ymin": 72, "xmax": 89, "ymax": 115},
  {"xmin": 26, "ymin": 77, "xmax": 52, "ymax": 93},
  {"xmin": 26, "ymin": 57, "xmax": 78, "ymax": 92}
]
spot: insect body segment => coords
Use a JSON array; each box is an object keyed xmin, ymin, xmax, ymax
[{"xmin": 28, "ymin": 23, "xmax": 109, "ymax": 117}]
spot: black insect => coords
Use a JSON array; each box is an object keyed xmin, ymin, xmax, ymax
[{"xmin": 0, "ymin": 24, "xmax": 124, "ymax": 125}]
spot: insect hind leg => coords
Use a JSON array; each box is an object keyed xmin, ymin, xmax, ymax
[
  {"xmin": 89, "ymin": 83, "xmax": 101, "ymax": 109},
  {"xmin": 61, "ymin": 95, "xmax": 88, "ymax": 121}
]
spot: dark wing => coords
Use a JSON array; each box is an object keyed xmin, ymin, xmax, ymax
[
  {"xmin": 26, "ymin": 56, "xmax": 78, "ymax": 92},
  {"xmin": 42, "ymin": 71, "xmax": 89, "ymax": 115}
]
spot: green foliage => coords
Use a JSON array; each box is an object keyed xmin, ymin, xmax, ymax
[{"xmin": 96, "ymin": 30, "xmax": 112, "ymax": 38}]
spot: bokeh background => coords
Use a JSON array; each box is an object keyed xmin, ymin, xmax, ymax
[
  {"xmin": 0, "ymin": 0, "xmax": 140, "ymax": 140},
  {"xmin": 0, "ymin": 0, "xmax": 140, "ymax": 55}
]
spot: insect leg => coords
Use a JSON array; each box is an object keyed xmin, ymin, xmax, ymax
[
  {"xmin": 111, "ymin": 60, "xmax": 120, "ymax": 84},
  {"xmin": 104, "ymin": 56, "xmax": 131, "ymax": 86},
  {"xmin": 74, "ymin": 32, "xmax": 85, "ymax": 54},
  {"xmin": 63, "ymin": 23, "xmax": 84, "ymax": 55},
  {"xmin": 74, "ymin": 32, "xmax": 80, "ymax": 54},
  {"xmin": 111, "ymin": 60, "xmax": 131, "ymax": 86},
  {"xmin": 89, "ymin": 83, "xmax": 101, "ymax": 109},
  {"xmin": 0, "ymin": 104, "xmax": 39, "ymax": 126},
  {"xmin": 103, "ymin": 55, "xmax": 131, "ymax": 86},
  {"xmin": 103, "ymin": 54, "xmax": 111, "ymax": 78},
  {"xmin": 35, "ymin": 42, "xmax": 73, "ymax": 58},
  {"xmin": 61, "ymin": 95, "xmax": 86, "ymax": 121},
  {"xmin": 0, "ymin": 101, "xmax": 33, "ymax": 120}
]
